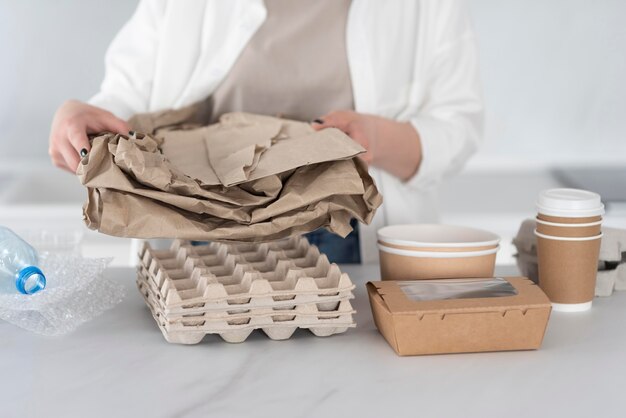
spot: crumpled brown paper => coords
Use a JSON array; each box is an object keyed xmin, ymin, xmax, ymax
[{"xmin": 77, "ymin": 104, "xmax": 382, "ymax": 242}]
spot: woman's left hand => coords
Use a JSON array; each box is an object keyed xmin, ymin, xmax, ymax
[
  {"xmin": 311, "ymin": 110, "xmax": 423, "ymax": 181},
  {"xmin": 311, "ymin": 110, "xmax": 378, "ymax": 164}
]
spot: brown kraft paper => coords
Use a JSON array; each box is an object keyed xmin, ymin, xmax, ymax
[{"xmin": 77, "ymin": 104, "xmax": 382, "ymax": 242}]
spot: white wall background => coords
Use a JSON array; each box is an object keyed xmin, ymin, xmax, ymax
[
  {"xmin": 468, "ymin": 0, "xmax": 626, "ymax": 168},
  {"xmin": 0, "ymin": 0, "xmax": 138, "ymax": 160},
  {"xmin": 1, "ymin": 0, "xmax": 625, "ymax": 166}
]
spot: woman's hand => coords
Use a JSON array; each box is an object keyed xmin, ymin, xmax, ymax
[
  {"xmin": 49, "ymin": 100, "xmax": 130, "ymax": 173},
  {"xmin": 312, "ymin": 110, "xmax": 423, "ymax": 181}
]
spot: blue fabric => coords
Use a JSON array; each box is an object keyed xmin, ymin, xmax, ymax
[{"xmin": 304, "ymin": 219, "xmax": 361, "ymax": 264}]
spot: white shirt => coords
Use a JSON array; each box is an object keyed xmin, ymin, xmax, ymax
[{"xmin": 89, "ymin": 0, "xmax": 484, "ymax": 263}]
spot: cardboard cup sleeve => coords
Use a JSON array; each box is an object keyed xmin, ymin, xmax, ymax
[{"xmin": 535, "ymin": 230, "xmax": 602, "ymax": 306}]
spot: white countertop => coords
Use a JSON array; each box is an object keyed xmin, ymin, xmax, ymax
[{"xmin": 2, "ymin": 264, "xmax": 626, "ymax": 418}]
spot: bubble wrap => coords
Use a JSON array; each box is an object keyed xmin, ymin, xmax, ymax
[{"xmin": 0, "ymin": 254, "xmax": 125, "ymax": 336}]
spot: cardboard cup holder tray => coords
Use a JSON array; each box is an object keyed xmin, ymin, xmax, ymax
[{"xmin": 137, "ymin": 236, "xmax": 356, "ymax": 344}]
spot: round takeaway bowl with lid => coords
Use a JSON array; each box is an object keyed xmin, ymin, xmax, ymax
[{"xmin": 376, "ymin": 224, "xmax": 500, "ymax": 280}]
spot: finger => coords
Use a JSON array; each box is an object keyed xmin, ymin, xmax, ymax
[
  {"xmin": 49, "ymin": 149, "xmax": 70, "ymax": 172},
  {"xmin": 67, "ymin": 126, "xmax": 91, "ymax": 156},
  {"xmin": 52, "ymin": 155, "xmax": 72, "ymax": 173},
  {"xmin": 313, "ymin": 111, "xmax": 355, "ymax": 132},
  {"xmin": 59, "ymin": 141, "xmax": 81, "ymax": 173},
  {"xmin": 346, "ymin": 128, "xmax": 369, "ymax": 148},
  {"xmin": 99, "ymin": 110, "xmax": 130, "ymax": 134},
  {"xmin": 49, "ymin": 140, "xmax": 69, "ymax": 169},
  {"xmin": 357, "ymin": 152, "xmax": 373, "ymax": 165},
  {"xmin": 311, "ymin": 118, "xmax": 325, "ymax": 131}
]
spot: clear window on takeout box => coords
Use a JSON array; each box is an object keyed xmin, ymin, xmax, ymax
[{"xmin": 397, "ymin": 278, "xmax": 518, "ymax": 302}]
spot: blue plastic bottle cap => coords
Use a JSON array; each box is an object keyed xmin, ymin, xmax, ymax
[{"xmin": 16, "ymin": 266, "xmax": 46, "ymax": 295}]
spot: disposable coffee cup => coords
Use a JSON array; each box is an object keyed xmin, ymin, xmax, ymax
[
  {"xmin": 534, "ymin": 189, "xmax": 604, "ymax": 312},
  {"xmin": 534, "ymin": 230, "xmax": 602, "ymax": 311}
]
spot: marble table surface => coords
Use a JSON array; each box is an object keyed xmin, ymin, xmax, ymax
[{"xmin": 2, "ymin": 264, "xmax": 626, "ymax": 418}]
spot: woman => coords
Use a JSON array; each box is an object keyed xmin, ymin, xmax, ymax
[{"xmin": 48, "ymin": 0, "xmax": 483, "ymax": 263}]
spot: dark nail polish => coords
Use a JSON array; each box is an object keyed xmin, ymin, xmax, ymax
[
  {"xmin": 80, "ymin": 148, "xmax": 88, "ymax": 158},
  {"xmin": 128, "ymin": 130, "xmax": 135, "ymax": 136},
  {"xmin": 312, "ymin": 119, "xmax": 324, "ymax": 124}
]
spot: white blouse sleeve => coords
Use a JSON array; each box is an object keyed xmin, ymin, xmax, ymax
[
  {"xmin": 405, "ymin": 0, "xmax": 484, "ymax": 190},
  {"xmin": 88, "ymin": 0, "xmax": 167, "ymax": 119}
]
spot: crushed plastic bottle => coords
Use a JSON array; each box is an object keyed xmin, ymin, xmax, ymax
[{"xmin": 0, "ymin": 226, "xmax": 46, "ymax": 294}]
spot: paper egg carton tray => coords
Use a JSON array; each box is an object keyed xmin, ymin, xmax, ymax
[
  {"xmin": 137, "ymin": 268, "xmax": 354, "ymax": 315},
  {"xmin": 137, "ymin": 237, "xmax": 356, "ymax": 344},
  {"xmin": 140, "ymin": 289, "xmax": 355, "ymax": 344}
]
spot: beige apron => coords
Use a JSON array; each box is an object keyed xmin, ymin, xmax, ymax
[{"xmin": 209, "ymin": 0, "xmax": 354, "ymax": 123}]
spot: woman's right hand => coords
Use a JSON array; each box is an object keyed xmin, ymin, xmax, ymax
[{"xmin": 49, "ymin": 100, "xmax": 130, "ymax": 173}]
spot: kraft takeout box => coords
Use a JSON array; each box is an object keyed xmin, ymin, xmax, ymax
[
  {"xmin": 77, "ymin": 102, "xmax": 382, "ymax": 242},
  {"xmin": 367, "ymin": 277, "xmax": 551, "ymax": 356}
]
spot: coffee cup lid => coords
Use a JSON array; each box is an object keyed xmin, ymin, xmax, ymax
[{"xmin": 536, "ymin": 188, "xmax": 604, "ymax": 217}]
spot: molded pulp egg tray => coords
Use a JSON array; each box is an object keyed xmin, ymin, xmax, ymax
[{"xmin": 137, "ymin": 236, "xmax": 356, "ymax": 344}]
